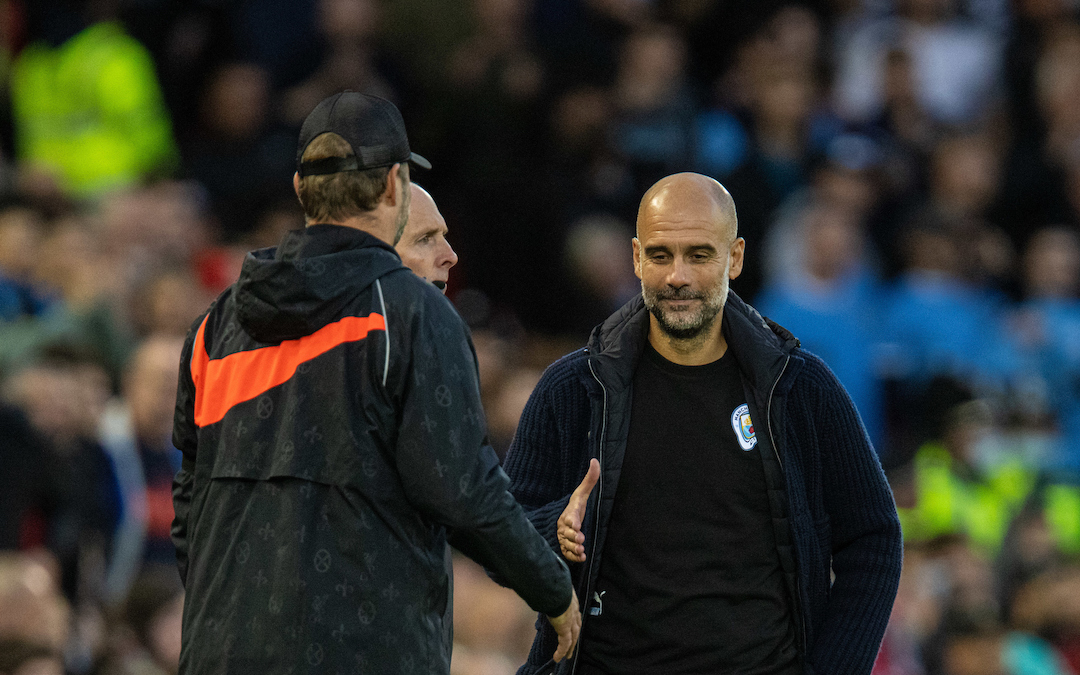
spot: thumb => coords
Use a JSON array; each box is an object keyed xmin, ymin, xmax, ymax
[{"xmin": 570, "ymin": 458, "xmax": 600, "ymax": 508}]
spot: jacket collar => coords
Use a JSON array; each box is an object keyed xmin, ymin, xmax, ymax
[{"xmin": 586, "ymin": 290, "xmax": 801, "ymax": 398}]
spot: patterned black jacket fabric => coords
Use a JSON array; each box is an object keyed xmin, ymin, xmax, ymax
[
  {"xmin": 503, "ymin": 292, "xmax": 902, "ymax": 675},
  {"xmin": 172, "ymin": 225, "xmax": 571, "ymax": 675}
]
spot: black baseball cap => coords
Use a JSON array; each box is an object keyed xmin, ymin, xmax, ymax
[{"xmin": 296, "ymin": 92, "xmax": 431, "ymax": 177}]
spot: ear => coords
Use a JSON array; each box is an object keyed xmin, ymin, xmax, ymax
[
  {"xmin": 292, "ymin": 172, "xmax": 301, "ymax": 199},
  {"xmin": 728, "ymin": 237, "xmax": 745, "ymax": 280},
  {"xmin": 382, "ymin": 163, "xmax": 402, "ymax": 206},
  {"xmin": 632, "ymin": 237, "xmax": 642, "ymax": 279}
]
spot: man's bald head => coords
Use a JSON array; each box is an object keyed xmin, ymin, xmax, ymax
[
  {"xmin": 397, "ymin": 184, "xmax": 458, "ymax": 292},
  {"xmin": 409, "ymin": 184, "xmax": 440, "ymax": 230},
  {"xmin": 631, "ymin": 172, "xmax": 745, "ymax": 360},
  {"xmin": 636, "ymin": 172, "xmax": 738, "ymax": 243}
]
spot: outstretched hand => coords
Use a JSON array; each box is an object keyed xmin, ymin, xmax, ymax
[
  {"xmin": 558, "ymin": 459, "xmax": 600, "ymax": 563},
  {"xmin": 547, "ymin": 589, "xmax": 582, "ymax": 662}
]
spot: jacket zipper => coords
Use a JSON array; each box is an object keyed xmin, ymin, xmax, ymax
[
  {"xmin": 765, "ymin": 354, "xmax": 808, "ymax": 657},
  {"xmin": 766, "ymin": 355, "xmax": 789, "ymax": 472},
  {"xmin": 570, "ymin": 358, "xmax": 608, "ymax": 675}
]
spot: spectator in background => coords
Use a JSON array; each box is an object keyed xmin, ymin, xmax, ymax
[
  {"xmin": 757, "ymin": 198, "xmax": 887, "ymax": 449},
  {"xmin": 99, "ymin": 335, "xmax": 185, "ymax": 604},
  {"xmin": 2, "ymin": 345, "xmax": 122, "ymax": 602},
  {"xmin": 1009, "ymin": 227, "xmax": 1080, "ymax": 471},
  {"xmin": 129, "ymin": 268, "xmax": 211, "ymax": 341},
  {"xmin": 610, "ymin": 24, "xmax": 695, "ymax": 195},
  {"xmin": 938, "ymin": 610, "xmax": 1075, "ymax": 675},
  {"xmin": 281, "ymin": 0, "xmax": 395, "ymax": 126},
  {"xmin": 1009, "ymin": 563, "xmax": 1080, "ymax": 673},
  {"xmin": 96, "ymin": 569, "xmax": 182, "ymax": 675},
  {"xmin": 0, "ymin": 403, "xmax": 55, "ymax": 551},
  {"xmin": 0, "ymin": 213, "xmax": 133, "ymax": 384},
  {"xmin": 0, "ymin": 204, "xmax": 52, "ymax": 322},
  {"xmin": 999, "ymin": 25, "xmax": 1080, "ymax": 230},
  {"xmin": 0, "ymin": 552, "xmax": 69, "ymax": 661},
  {"xmin": 184, "ymin": 63, "xmax": 294, "ymax": 240},
  {"xmin": 720, "ymin": 11, "xmax": 842, "ymax": 298},
  {"xmin": 923, "ymin": 133, "xmax": 1014, "ymax": 287},
  {"xmin": 9, "ymin": 0, "xmax": 177, "ymax": 201},
  {"xmin": 895, "ymin": 394, "xmax": 1035, "ymax": 556},
  {"xmin": 833, "ymin": 0, "xmax": 1004, "ymax": 128},
  {"xmin": 880, "ymin": 215, "xmax": 1007, "ymax": 395},
  {"xmin": 561, "ymin": 213, "xmax": 640, "ymax": 339}
]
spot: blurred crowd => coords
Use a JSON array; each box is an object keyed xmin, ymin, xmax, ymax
[{"xmin": 0, "ymin": 0, "xmax": 1079, "ymax": 673}]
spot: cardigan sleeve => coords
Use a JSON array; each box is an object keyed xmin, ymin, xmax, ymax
[
  {"xmin": 799, "ymin": 354, "xmax": 903, "ymax": 675},
  {"xmin": 502, "ymin": 354, "xmax": 594, "ymax": 556}
]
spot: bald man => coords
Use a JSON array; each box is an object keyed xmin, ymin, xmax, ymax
[
  {"xmin": 396, "ymin": 184, "xmax": 458, "ymax": 292},
  {"xmin": 502, "ymin": 173, "xmax": 901, "ymax": 675}
]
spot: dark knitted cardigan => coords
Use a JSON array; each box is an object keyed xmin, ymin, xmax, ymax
[{"xmin": 502, "ymin": 292, "xmax": 903, "ymax": 675}]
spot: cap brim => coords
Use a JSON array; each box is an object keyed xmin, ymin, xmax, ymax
[{"xmin": 409, "ymin": 152, "xmax": 432, "ymax": 170}]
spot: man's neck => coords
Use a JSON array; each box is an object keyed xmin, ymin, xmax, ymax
[
  {"xmin": 307, "ymin": 212, "xmax": 395, "ymax": 246},
  {"xmin": 648, "ymin": 315, "xmax": 728, "ymax": 366}
]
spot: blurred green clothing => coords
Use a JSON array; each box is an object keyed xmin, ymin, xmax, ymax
[
  {"xmin": 898, "ymin": 442, "xmax": 1036, "ymax": 554},
  {"xmin": 1042, "ymin": 483, "xmax": 1080, "ymax": 557},
  {"xmin": 10, "ymin": 22, "xmax": 178, "ymax": 198}
]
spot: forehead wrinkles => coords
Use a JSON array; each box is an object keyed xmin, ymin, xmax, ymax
[{"xmin": 639, "ymin": 213, "xmax": 730, "ymax": 246}]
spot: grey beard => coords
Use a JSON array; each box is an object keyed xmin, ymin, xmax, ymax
[{"xmin": 642, "ymin": 285, "xmax": 725, "ymax": 341}]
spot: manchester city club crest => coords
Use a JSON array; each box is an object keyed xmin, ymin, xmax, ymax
[{"xmin": 730, "ymin": 403, "xmax": 757, "ymax": 451}]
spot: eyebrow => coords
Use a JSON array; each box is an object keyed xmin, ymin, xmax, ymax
[
  {"xmin": 414, "ymin": 227, "xmax": 443, "ymax": 240},
  {"xmin": 643, "ymin": 244, "xmax": 718, "ymax": 256}
]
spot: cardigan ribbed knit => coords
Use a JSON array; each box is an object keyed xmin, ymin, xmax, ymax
[{"xmin": 503, "ymin": 292, "xmax": 903, "ymax": 675}]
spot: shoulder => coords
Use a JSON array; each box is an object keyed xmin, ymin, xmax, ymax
[
  {"xmin": 788, "ymin": 348, "xmax": 850, "ymax": 404},
  {"xmin": 377, "ymin": 270, "xmax": 467, "ymax": 332},
  {"xmin": 536, "ymin": 348, "xmax": 593, "ymax": 395}
]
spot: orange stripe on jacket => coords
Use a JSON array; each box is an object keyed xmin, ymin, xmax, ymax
[{"xmin": 190, "ymin": 313, "xmax": 386, "ymax": 427}]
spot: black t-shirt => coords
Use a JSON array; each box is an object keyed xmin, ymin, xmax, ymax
[{"xmin": 579, "ymin": 344, "xmax": 799, "ymax": 675}]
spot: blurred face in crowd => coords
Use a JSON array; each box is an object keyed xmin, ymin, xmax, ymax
[
  {"xmin": 803, "ymin": 202, "xmax": 862, "ymax": 283},
  {"xmin": 6, "ymin": 361, "xmax": 110, "ymax": 446},
  {"xmin": 931, "ymin": 135, "xmax": 1000, "ymax": 218},
  {"xmin": 0, "ymin": 207, "xmax": 44, "ymax": 279},
  {"xmin": 1024, "ymin": 226, "xmax": 1080, "ymax": 299},
  {"xmin": 202, "ymin": 63, "xmax": 270, "ymax": 141},
  {"xmin": 0, "ymin": 554, "xmax": 69, "ymax": 652},
  {"xmin": 634, "ymin": 173, "xmax": 744, "ymax": 341},
  {"xmin": 395, "ymin": 185, "xmax": 457, "ymax": 292},
  {"xmin": 126, "ymin": 336, "xmax": 184, "ymax": 447}
]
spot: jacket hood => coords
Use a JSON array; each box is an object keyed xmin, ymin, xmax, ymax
[
  {"xmin": 586, "ymin": 290, "xmax": 802, "ymax": 395},
  {"xmin": 236, "ymin": 225, "xmax": 405, "ymax": 343}
]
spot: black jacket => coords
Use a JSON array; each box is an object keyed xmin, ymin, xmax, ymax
[
  {"xmin": 503, "ymin": 293, "xmax": 903, "ymax": 675},
  {"xmin": 172, "ymin": 225, "xmax": 571, "ymax": 675}
]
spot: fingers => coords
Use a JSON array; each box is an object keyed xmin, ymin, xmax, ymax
[
  {"xmin": 549, "ymin": 590, "xmax": 582, "ymax": 663},
  {"xmin": 558, "ymin": 519, "xmax": 586, "ymax": 562},
  {"xmin": 553, "ymin": 626, "xmax": 570, "ymax": 662}
]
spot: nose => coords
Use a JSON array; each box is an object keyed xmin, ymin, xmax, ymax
[
  {"xmin": 440, "ymin": 239, "xmax": 458, "ymax": 270},
  {"xmin": 665, "ymin": 257, "xmax": 691, "ymax": 288}
]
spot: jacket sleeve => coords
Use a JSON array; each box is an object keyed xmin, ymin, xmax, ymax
[
  {"xmin": 391, "ymin": 298, "xmax": 572, "ymax": 617},
  {"xmin": 171, "ymin": 313, "xmax": 204, "ymax": 587},
  {"xmin": 800, "ymin": 356, "xmax": 903, "ymax": 675},
  {"xmin": 501, "ymin": 357, "xmax": 592, "ymax": 556}
]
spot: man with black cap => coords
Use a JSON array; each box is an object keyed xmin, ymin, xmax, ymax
[{"xmin": 171, "ymin": 92, "xmax": 579, "ymax": 674}]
